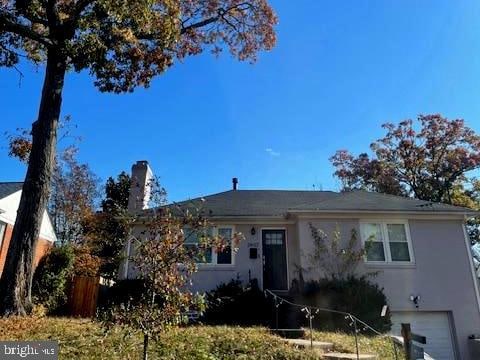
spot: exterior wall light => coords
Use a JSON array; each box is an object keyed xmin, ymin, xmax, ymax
[
  {"xmin": 410, "ymin": 294, "xmax": 421, "ymax": 308},
  {"xmin": 251, "ymin": 227, "xmax": 256, "ymax": 236}
]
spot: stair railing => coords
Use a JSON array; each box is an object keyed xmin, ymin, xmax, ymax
[{"xmin": 264, "ymin": 289, "xmax": 399, "ymax": 360}]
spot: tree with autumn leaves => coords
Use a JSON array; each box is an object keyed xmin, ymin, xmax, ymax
[
  {"xmin": 7, "ymin": 120, "xmax": 102, "ymax": 244},
  {"xmin": 99, "ymin": 178, "xmax": 242, "ymax": 360},
  {"xmin": 0, "ymin": 0, "xmax": 277, "ymax": 315},
  {"xmin": 82, "ymin": 171, "xmax": 132, "ymax": 280},
  {"xmin": 8, "ymin": 124, "xmax": 132, "ymax": 278},
  {"xmin": 331, "ymin": 114, "xmax": 480, "ymax": 241}
]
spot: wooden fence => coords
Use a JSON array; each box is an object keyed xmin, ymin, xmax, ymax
[
  {"xmin": 401, "ymin": 323, "xmax": 427, "ymax": 360},
  {"xmin": 68, "ymin": 276, "xmax": 100, "ymax": 317}
]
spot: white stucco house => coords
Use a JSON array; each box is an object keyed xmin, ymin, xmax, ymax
[{"xmin": 120, "ymin": 161, "xmax": 480, "ymax": 360}]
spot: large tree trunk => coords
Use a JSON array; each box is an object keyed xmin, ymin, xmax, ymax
[{"xmin": 0, "ymin": 50, "xmax": 66, "ymax": 315}]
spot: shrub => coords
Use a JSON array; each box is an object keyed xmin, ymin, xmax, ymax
[
  {"xmin": 307, "ymin": 224, "xmax": 377, "ymax": 280},
  {"xmin": 200, "ymin": 279, "xmax": 272, "ymax": 326},
  {"xmin": 98, "ymin": 279, "xmax": 147, "ymax": 309},
  {"xmin": 293, "ymin": 276, "xmax": 391, "ymax": 333},
  {"xmin": 32, "ymin": 245, "xmax": 75, "ymax": 314},
  {"xmin": 73, "ymin": 246, "xmax": 102, "ymax": 277}
]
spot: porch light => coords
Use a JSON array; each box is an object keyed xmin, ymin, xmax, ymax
[{"xmin": 251, "ymin": 227, "xmax": 256, "ymax": 236}]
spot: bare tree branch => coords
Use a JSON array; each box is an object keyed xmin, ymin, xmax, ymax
[
  {"xmin": 25, "ymin": 15, "xmax": 49, "ymax": 27},
  {"xmin": 0, "ymin": 11, "xmax": 53, "ymax": 47},
  {"xmin": 180, "ymin": 2, "xmax": 255, "ymax": 35},
  {"xmin": 13, "ymin": 0, "xmax": 49, "ymax": 27},
  {"xmin": 181, "ymin": 15, "xmax": 219, "ymax": 34}
]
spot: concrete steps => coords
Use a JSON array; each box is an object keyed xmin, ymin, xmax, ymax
[
  {"xmin": 283, "ymin": 335, "xmax": 377, "ymax": 360},
  {"xmin": 323, "ymin": 353, "xmax": 377, "ymax": 360},
  {"xmin": 284, "ymin": 338, "xmax": 333, "ymax": 351}
]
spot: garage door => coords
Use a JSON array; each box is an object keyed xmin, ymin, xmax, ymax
[{"xmin": 391, "ymin": 312, "xmax": 456, "ymax": 360}]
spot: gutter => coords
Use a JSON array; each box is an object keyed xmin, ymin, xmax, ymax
[
  {"xmin": 129, "ymin": 214, "xmax": 293, "ymax": 225},
  {"xmin": 288, "ymin": 209, "xmax": 478, "ymax": 218},
  {"xmin": 127, "ymin": 209, "xmax": 479, "ymax": 224}
]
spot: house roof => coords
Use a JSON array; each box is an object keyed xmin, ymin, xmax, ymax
[
  {"xmin": 170, "ymin": 190, "xmax": 338, "ymax": 217},
  {"xmin": 289, "ymin": 190, "xmax": 473, "ymax": 213},
  {"xmin": 167, "ymin": 189, "xmax": 475, "ymax": 217},
  {"xmin": 0, "ymin": 182, "xmax": 23, "ymax": 199}
]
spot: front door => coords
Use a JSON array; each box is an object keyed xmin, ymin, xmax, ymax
[{"xmin": 262, "ymin": 229, "xmax": 288, "ymax": 290}]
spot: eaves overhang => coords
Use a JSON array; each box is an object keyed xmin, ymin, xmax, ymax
[
  {"xmin": 287, "ymin": 208, "xmax": 478, "ymax": 220},
  {"xmin": 131, "ymin": 213, "xmax": 294, "ymax": 225}
]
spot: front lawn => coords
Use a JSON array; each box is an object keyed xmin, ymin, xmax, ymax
[
  {"xmin": 0, "ymin": 316, "xmax": 403, "ymax": 359},
  {"xmin": 0, "ymin": 317, "xmax": 316, "ymax": 360}
]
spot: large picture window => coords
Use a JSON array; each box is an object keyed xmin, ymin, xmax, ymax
[
  {"xmin": 184, "ymin": 226, "xmax": 234, "ymax": 265},
  {"xmin": 360, "ymin": 221, "xmax": 414, "ymax": 264}
]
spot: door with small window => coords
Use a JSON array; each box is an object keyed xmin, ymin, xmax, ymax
[{"xmin": 262, "ymin": 229, "xmax": 288, "ymax": 290}]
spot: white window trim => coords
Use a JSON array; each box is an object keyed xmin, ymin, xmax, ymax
[
  {"xmin": 0, "ymin": 222, "xmax": 5, "ymax": 254},
  {"xmin": 195, "ymin": 225, "xmax": 236, "ymax": 267},
  {"xmin": 359, "ymin": 220, "xmax": 415, "ymax": 265}
]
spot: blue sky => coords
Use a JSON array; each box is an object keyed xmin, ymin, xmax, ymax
[{"xmin": 2, "ymin": 1, "xmax": 480, "ymax": 202}]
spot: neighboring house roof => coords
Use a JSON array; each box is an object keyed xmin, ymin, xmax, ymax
[
  {"xmin": 0, "ymin": 181, "xmax": 57, "ymax": 242},
  {"xmin": 166, "ymin": 189, "xmax": 475, "ymax": 217},
  {"xmin": 0, "ymin": 182, "xmax": 23, "ymax": 199}
]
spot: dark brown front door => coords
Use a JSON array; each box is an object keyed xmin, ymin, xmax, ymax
[{"xmin": 262, "ymin": 229, "xmax": 287, "ymax": 290}]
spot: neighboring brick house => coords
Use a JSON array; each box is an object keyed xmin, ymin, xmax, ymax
[{"xmin": 0, "ymin": 182, "xmax": 57, "ymax": 275}]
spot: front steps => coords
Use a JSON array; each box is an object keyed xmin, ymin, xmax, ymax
[
  {"xmin": 323, "ymin": 353, "xmax": 377, "ymax": 360},
  {"xmin": 282, "ymin": 335, "xmax": 377, "ymax": 359},
  {"xmin": 284, "ymin": 338, "xmax": 333, "ymax": 351}
]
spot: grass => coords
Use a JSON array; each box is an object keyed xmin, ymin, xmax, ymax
[
  {"xmin": 0, "ymin": 316, "xmax": 404, "ymax": 359},
  {"xmin": 0, "ymin": 316, "xmax": 317, "ymax": 360},
  {"xmin": 309, "ymin": 330, "xmax": 405, "ymax": 359}
]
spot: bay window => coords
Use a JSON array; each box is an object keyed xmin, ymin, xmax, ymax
[{"xmin": 360, "ymin": 221, "xmax": 414, "ymax": 264}]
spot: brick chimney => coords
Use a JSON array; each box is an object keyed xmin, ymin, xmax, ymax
[{"xmin": 128, "ymin": 160, "xmax": 154, "ymax": 212}]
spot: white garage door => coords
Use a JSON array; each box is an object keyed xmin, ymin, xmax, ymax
[{"xmin": 391, "ymin": 312, "xmax": 456, "ymax": 360}]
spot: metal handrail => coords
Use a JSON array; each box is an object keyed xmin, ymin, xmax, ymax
[{"xmin": 264, "ymin": 289, "xmax": 400, "ymax": 360}]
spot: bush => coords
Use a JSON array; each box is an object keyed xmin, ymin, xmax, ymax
[
  {"xmin": 73, "ymin": 246, "xmax": 102, "ymax": 277},
  {"xmin": 98, "ymin": 279, "xmax": 147, "ymax": 308},
  {"xmin": 200, "ymin": 279, "xmax": 272, "ymax": 326},
  {"xmin": 32, "ymin": 245, "xmax": 75, "ymax": 314},
  {"xmin": 293, "ymin": 276, "xmax": 391, "ymax": 333}
]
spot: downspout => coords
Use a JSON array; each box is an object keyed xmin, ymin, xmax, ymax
[
  {"xmin": 123, "ymin": 237, "xmax": 132, "ymax": 279},
  {"xmin": 463, "ymin": 214, "xmax": 480, "ymax": 314}
]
